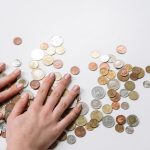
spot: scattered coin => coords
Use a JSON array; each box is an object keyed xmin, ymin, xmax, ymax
[
  {"xmin": 99, "ymin": 62, "xmax": 110, "ymax": 69},
  {"xmin": 97, "ymin": 76, "xmax": 108, "ymax": 85},
  {"xmin": 30, "ymin": 80, "xmax": 40, "ymax": 90},
  {"xmin": 70, "ymin": 66, "xmax": 80, "ymax": 75},
  {"xmin": 90, "ymin": 110, "xmax": 103, "ymax": 122},
  {"xmin": 107, "ymin": 89, "xmax": 117, "ymax": 98},
  {"xmin": 100, "ymin": 68, "xmax": 109, "ymax": 76},
  {"xmin": 46, "ymin": 46, "xmax": 56, "ymax": 55},
  {"xmin": 116, "ymin": 115, "xmax": 126, "ymax": 125},
  {"xmin": 13, "ymin": 37, "xmax": 22, "ymax": 45},
  {"xmin": 56, "ymin": 46, "xmax": 65, "ymax": 55},
  {"xmin": 129, "ymin": 91, "xmax": 139, "ymax": 100},
  {"xmin": 127, "ymin": 115, "xmax": 139, "ymax": 127},
  {"xmin": 67, "ymin": 135, "xmax": 76, "ymax": 144},
  {"xmin": 29, "ymin": 60, "xmax": 39, "ymax": 69},
  {"xmin": 42, "ymin": 55, "xmax": 54, "ymax": 66},
  {"xmin": 115, "ymin": 124, "xmax": 124, "ymax": 133},
  {"xmin": 53, "ymin": 59, "xmax": 63, "ymax": 69},
  {"xmin": 91, "ymin": 86, "xmax": 106, "ymax": 99},
  {"xmin": 91, "ymin": 99, "xmax": 102, "ymax": 109},
  {"xmin": 12, "ymin": 59, "xmax": 22, "ymax": 67},
  {"xmin": 113, "ymin": 60, "xmax": 124, "ymax": 69},
  {"xmin": 90, "ymin": 50, "xmax": 100, "ymax": 59},
  {"xmin": 85, "ymin": 122, "xmax": 94, "ymax": 131},
  {"xmin": 74, "ymin": 126, "xmax": 86, "ymax": 138},
  {"xmin": 79, "ymin": 102, "xmax": 89, "ymax": 116},
  {"xmin": 107, "ymin": 79, "xmax": 120, "ymax": 90},
  {"xmin": 40, "ymin": 42, "xmax": 49, "ymax": 50},
  {"xmin": 17, "ymin": 78, "xmax": 28, "ymax": 88},
  {"xmin": 111, "ymin": 102, "xmax": 120, "ymax": 110},
  {"xmin": 120, "ymin": 89, "xmax": 129, "ymax": 98},
  {"xmin": 88, "ymin": 62, "xmax": 98, "ymax": 71},
  {"xmin": 89, "ymin": 119, "xmax": 99, "ymax": 128},
  {"xmin": 50, "ymin": 35, "xmax": 64, "ymax": 47},
  {"xmin": 100, "ymin": 55, "xmax": 110, "ymax": 62},
  {"xmin": 124, "ymin": 81, "xmax": 135, "ymax": 91},
  {"xmin": 121, "ymin": 102, "xmax": 129, "ymax": 110},
  {"xmin": 102, "ymin": 115, "xmax": 115, "ymax": 128},
  {"xmin": 125, "ymin": 126, "xmax": 134, "ymax": 134},
  {"xmin": 145, "ymin": 66, "xmax": 150, "ymax": 73},
  {"xmin": 76, "ymin": 116, "xmax": 87, "ymax": 126},
  {"xmin": 106, "ymin": 70, "xmax": 116, "ymax": 79},
  {"xmin": 116, "ymin": 45, "xmax": 127, "ymax": 54},
  {"xmin": 143, "ymin": 80, "xmax": 150, "ymax": 88},
  {"xmin": 102, "ymin": 104, "xmax": 113, "ymax": 114}
]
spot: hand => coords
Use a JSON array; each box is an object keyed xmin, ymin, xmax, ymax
[
  {"xmin": 0, "ymin": 63, "xmax": 23, "ymax": 119},
  {"xmin": 6, "ymin": 73, "xmax": 82, "ymax": 150}
]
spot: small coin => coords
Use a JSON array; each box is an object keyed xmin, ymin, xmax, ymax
[
  {"xmin": 31, "ymin": 49, "xmax": 45, "ymax": 61},
  {"xmin": 110, "ymin": 92, "xmax": 121, "ymax": 102},
  {"xmin": 32, "ymin": 69, "xmax": 45, "ymax": 80},
  {"xmin": 107, "ymin": 89, "xmax": 117, "ymax": 98},
  {"xmin": 111, "ymin": 102, "xmax": 120, "ymax": 110},
  {"xmin": 113, "ymin": 60, "xmax": 124, "ymax": 69},
  {"xmin": 116, "ymin": 115, "xmax": 126, "ymax": 125},
  {"xmin": 40, "ymin": 42, "xmax": 49, "ymax": 50},
  {"xmin": 90, "ymin": 50, "xmax": 100, "ymax": 59},
  {"xmin": 50, "ymin": 35, "xmax": 64, "ymax": 47},
  {"xmin": 102, "ymin": 115, "xmax": 115, "ymax": 128},
  {"xmin": 146, "ymin": 66, "xmax": 150, "ymax": 73},
  {"xmin": 74, "ymin": 126, "xmax": 86, "ymax": 138},
  {"xmin": 124, "ymin": 81, "xmax": 135, "ymax": 91},
  {"xmin": 102, "ymin": 104, "xmax": 113, "ymax": 114},
  {"xmin": 91, "ymin": 86, "xmax": 106, "ymax": 99},
  {"xmin": 100, "ymin": 55, "xmax": 110, "ymax": 62},
  {"xmin": 46, "ymin": 46, "xmax": 56, "ymax": 55},
  {"xmin": 143, "ymin": 80, "xmax": 150, "ymax": 88},
  {"xmin": 106, "ymin": 70, "xmax": 116, "ymax": 79},
  {"xmin": 121, "ymin": 102, "xmax": 129, "ymax": 110},
  {"xmin": 129, "ymin": 91, "xmax": 139, "ymax": 100},
  {"xmin": 125, "ymin": 126, "xmax": 134, "ymax": 134},
  {"xmin": 79, "ymin": 102, "xmax": 89, "ymax": 116},
  {"xmin": 91, "ymin": 99, "xmax": 102, "ymax": 109},
  {"xmin": 116, "ymin": 45, "xmax": 127, "ymax": 54},
  {"xmin": 107, "ymin": 79, "xmax": 120, "ymax": 90},
  {"xmin": 67, "ymin": 135, "xmax": 76, "ymax": 144},
  {"xmin": 42, "ymin": 55, "xmax": 54, "ymax": 66},
  {"xmin": 108, "ymin": 54, "xmax": 116, "ymax": 63},
  {"xmin": 97, "ymin": 76, "xmax": 108, "ymax": 85},
  {"xmin": 117, "ymin": 70, "xmax": 129, "ymax": 82},
  {"xmin": 99, "ymin": 62, "xmax": 110, "ymax": 69},
  {"xmin": 132, "ymin": 67, "xmax": 141, "ymax": 75},
  {"xmin": 70, "ymin": 66, "xmax": 80, "ymax": 75},
  {"xmin": 58, "ymin": 131, "xmax": 67, "ymax": 141},
  {"xmin": 120, "ymin": 89, "xmax": 129, "ymax": 98},
  {"xmin": 124, "ymin": 64, "xmax": 133, "ymax": 72},
  {"xmin": 85, "ymin": 122, "xmax": 94, "ymax": 131},
  {"xmin": 17, "ymin": 78, "xmax": 28, "ymax": 88},
  {"xmin": 130, "ymin": 72, "xmax": 138, "ymax": 81},
  {"xmin": 115, "ymin": 124, "xmax": 124, "ymax": 133},
  {"xmin": 53, "ymin": 59, "xmax": 63, "ymax": 69},
  {"xmin": 29, "ymin": 60, "xmax": 39, "ymax": 69},
  {"xmin": 88, "ymin": 62, "xmax": 98, "ymax": 71},
  {"xmin": 13, "ymin": 37, "xmax": 22, "ymax": 45},
  {"xmin": 90, "ymin": 110, "xmax": 103, "ymax": 122},
  {"xmin": 30, "ymin": 80, "xmax": 40, "ymax": 90},
  {"xmin": 76, "ymin": 115, "xmax": 87, "ymax": 126},
  {"xmin": 54, "ymin": 72, "xmax": 62, "ymax": 81},
  {"xmin": 120, "ymin": 68, "xmax": 129, "ymax": 77},
  {"xmin": 12, "ymin": 59, "xmax": 22, "ymax": 67},
  {"xmin": 56, "ymin": 46, "xmax": 65, "ymax": 55},
  {"xmin": 127, "ymin": 115, "xmax": 139, "ymax": 127},
  {"xmin": 89, "ymin": 119, "xmax": 99, "ymax": 128},
  {"xmin": 100, "ymin": 68, "xmax": 109, "ymax": 76}
]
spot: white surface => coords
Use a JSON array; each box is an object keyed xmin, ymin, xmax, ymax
[{"xmin": 0, "ymin": 0, "xmax": 150, "ymax": 150}]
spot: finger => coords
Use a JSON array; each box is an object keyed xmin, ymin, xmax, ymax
[
  {"xmin": 0, "ymin": 69, "xmax": 21, "ymax": 90},
  {"xmin": 45, "ymin": 73, "xmax": 71, "ymax": 111},
  {"xmin": 0, "ymin": 83, "xmax": 24, "ymax": 103},
  {"xmin": 0, "ymin": 63, "xmax": 6, "ymax": 73},
  {"xmin": 53, "ymin": 85, "xmax": 80, "ymax": 120},
  {"xmin": 8, "ymin": 93, "xmax": 29, "ymax": 121},
  {"xmin": 57, "ymin": 103, "xmax": 82, "ymax": 130},
  {"xmin": 33, "ymin": 73, "xmax": 55, "ymax": 106}
]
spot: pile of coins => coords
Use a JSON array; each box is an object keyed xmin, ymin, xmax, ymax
[{"xmin": 0, "ymin": 37, "xmax": 150, "ymax": 149}]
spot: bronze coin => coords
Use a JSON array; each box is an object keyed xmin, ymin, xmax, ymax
[
  {"xmin": 117, "ymin": 70, "xmax": 129, "ymax": 82},
  {"xmin": 138, "ymin": 68, "xmax": 145, "ymax": 79},
  {"xmin": 70, "ymin": 66, "xmax": 80, "ymax": 75},
  {"xmin": 48, "ymin": 141, "xmax": 58, "ymax": 149},
  {"xmin": 99, "ymin": 62, "xmax": 110, "ymax": 69},
  {"xmin": 116, "ymin": 115, "xmax": 126, "ymax": 125},
  {"xmin": 111, "ymin": 102, "xmax": 120, "ymax": 110},
  {"xmin": 75, "ymin": 126, "xmax": 86, "ymax": 138},
  {"xmin": 115, "ymin": 124, "xmax": 124, "ymax": 133},
  {"xmin": 13, "ymin": 37, "xmax": 22, "ymax": 45},
  {"xmin": 120, "ymin": 68, "xmax": 129, "ymax": 77},
  {"xmin": 58, "ymin": 131, "xmax": 67, "ymax": 141},
  {"xmin": 53, "ymin": 59, "xmax": 64, "ymax": 69},
  {"xmin": 88, "ymin": 62, "xmax": 98, "ymax": 71},
  {"xmin": 130, "ymin": 72, "xmax": 138, "ymax": 81},
  {"xmin": 146, "ymin": 66, "xmax": 150, "ymax": 73},
  {"xmin": 132, "ymin": 67, "xmax": 141, "ymax": 75},
  {"xmin": 30, "ymin": 80, "xmax": 40, "ymax": 90},
  {"xmin": 107, "ymin": 89, "xmax": 117, "ymax": 98},
  {"xmin": 110, "ymin": 92, "xmax": 121, "ymax": 102}
]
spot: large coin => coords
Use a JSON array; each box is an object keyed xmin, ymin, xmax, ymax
[
  {"xmin": 67, "ymin": 135, "xmax": 76, "ymax": 144},
  {"xmin": 91, "ymin": 86, "xmax": 106, "ymax": 99},
  {"xmin": 107, "ymin": 79, "xmax": 120, "ymax": 90},
  {"xmin": 127, "ymin": 115, "xmax": 139, "ymax": 127},
  {"xmin": 102, "ymin": 115, "xmax": 115, "ymax": 128}
]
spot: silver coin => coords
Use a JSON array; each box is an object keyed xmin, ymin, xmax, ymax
[
  {"xmin": 121, "ymin": 102, "xmax": 129, "ymax": 110},
  {"xmin": 0, "ymin": 122, "xmax": 6, "ymax": 132},
  {"xmin": 91, "ymin": 99, "xmax": 102, "ymax": 109},
  {"xmin": 102, "ymin": 115, "xmax": 115, "ymax": 128},
  {"xmin": 143, "ymin": 80, "xmax": 150, "ymax": 88},
  {"xmin": 100, "ymin": 55, "xmax": 110, "ymax": 62},
  {"xmin": 0, "ymin": 72, "xmax": 7, "ymax": 78},
  {"xmin": 108, "ymin": 54, "xmax": 116, "ymax": 63},
  {"xmin": 79, "ymin": 102, "xmax": 89, "ymax": 116},
  {"xmin": 12, "ymin": 59, "xmax": 22, "ymax": 67},
  {"xmin": 120, "ymin": 89, "xmax": 129, "ymax": 98},
  {"xmin": 91, "ymin": 86, "xmax": 106, "ymax": 99},
  {"xmin": 113, "ymin": 59, "xmax": 124, "ymax": 69},
  {"xmin": 67, "ymin": 135, "xmax": 76, "ymax": 144},
  {"xmin": 32, "ymin": 69, "xmax": 45, "ymax": 80},
  {"xmin": 127, "ymin": 115, "xmax": 139, "ymax": 127},
  {"xmin": 50, "ymin": 35, "xmax": 64, "ymax": 47},
  {"xmin": 107, "ymin": 79, "xmax": 120, "ymax": 90},
  {"xmin": 125, "ymin": 126, "xmax": 134, "ymax": 134}
]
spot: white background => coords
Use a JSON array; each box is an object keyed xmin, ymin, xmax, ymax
[{"xmin": 0, "ymin": 0, "xmax": 150, "ymax": 150}]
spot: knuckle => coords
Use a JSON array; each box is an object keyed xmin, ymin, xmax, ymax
[
  {"xmin": 52, "ymin": 90, "xmax": 60, "ymax": 99},
  {"xmin": 60, "ymin": 100, "xmax": 68, "ymax": 109}
]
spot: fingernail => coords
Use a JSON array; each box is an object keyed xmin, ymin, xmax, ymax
[
  {"xmin": 49, "ymin": 73, "xmax": 55, "ymax": 78},
  {"xmin": 64, "ymin": 73, "xmax": 71, "ymax": 80},
  {"xmin": 76, "ymin": 103, "xmax": 82, "ymax": 110},
  {"xmin": 72, "ymin": 85, "xmax": 80, "ymax": 92},
  {"xmin": 21, "ymin": 93, "xmax": 28, "ymax": 99},
  {"xmin": 14, "ymin": 69, "xmax": 21, "ymax": 74},
  {"xmin": 17, "ymin": 83, "xmax": 24, "ymax": 88}
]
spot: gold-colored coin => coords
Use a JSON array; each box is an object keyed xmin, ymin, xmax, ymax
[
  {"xmin": 107, "ymin": 89, "xmax": 117, "ymax": 98},
  {"xmin": 42, "ymin": 55, "xmax": 54, "ymax": 66},
  {"xmin": 102, "ymin": 104, "xmax": 113, "ymax": 114},
  {"xmin": 66, "ymin": 121, "xmax": 76, "ymax": 131},
  {"xmin": 115, "ymin": 124, "xmax": 124, "ymax": 133},
  {"xmin": 56, "ymin": 46, "xmax": 65, "ymax": 55},
  {"xmin": 85, "ymin": 122, "xmax": 94, "ymax": 131},
  {"xmin": 106, "ymin": 70, "xmax": 116, "ymax": 79},
  {"xmin": 40, "ymin": 42, "xmax": 49, "ymax": 50},
  {"xmin": 138, "ymin": 68, "xmax": 145, "ymax": 79},
  {"xmin": 89, "ymin": 119, "xmax": 99, "ymax": 128},
  {"xmin": 124, "ymin": 64, "xmax": 133, "ymax": 72},
  {"xmin": 98, "ymin": 76, "xmax": 108, "ymax": 85},
  {"xmin": 129, "ymin": 91, "xmax": 139, "ymax": 100},
  {"xmin": 100, "ymin": 68, "xmax": 109, "ymax": 76},
  {"xmin": 146, "ymin": 66, "xmax": 150, "ymax": 73},
  {"xmin": 124, "ymin": 81, "xmax": 135, "ymax": 91},
  {"xmin": 29, "ymin": 60, "xmax": 39, "ymax": 69},
  {"xmin": 76, "ymin": 116, "xmax": 87, "ymax": 126},
  {"xmin": 117, "ymin": 70, "xmax": 129, "ymax": 82},
  {"xmin": 90, "ymin": 110, "xmax": 103, "ymax": 122}
]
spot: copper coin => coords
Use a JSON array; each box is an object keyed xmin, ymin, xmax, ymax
[
  {"xmin": 107, "ymin": 89, "xmax": 117, "ymax": 98},
  {"xmin": 74, "ymin": 126, "xmax": 86, "ymax": 138},
  {"xmin": 146, "ymin": 66, "xmax": 150, "ymax": 73},
  {"xmin": 130, "ymin": 72, "xmax": 138, "ymax": 81},
  {"xmin": 116, "ymin": 115, "xmax": 126, "ymax": 125},
  {"xmin": 99, "ymin": 62, "xmax": 110, "ymax": 69},
  {"xmin": 110, "ymin": 92, "xmax": 121, "ymax": 102},
  {"xmin": 115, "ymin": 124, "xmax": 124, "ymax": 133},
  {"xmin": 100, "ymin": 68, "xmax": 109, "ymax": 76},
  {"xmin": 120, "ymin": 68, "xmax": 129, "ymax": 77},
  {"xmin": 30, "ymin": 80, "xmax": 40, "ymax": 90},
  {"xmin": 116, "ymin": 45, "xmax": 127, "ymax": 54},
  {"xmin": 88, "ymin": 62, "xmax": 98, "ymax": 71},
  {"xmin": 132, "ymin": 67, "xmax": 141, "ymax": 75},
  {"xmin": 111, "ymin": 102, "xmax": 120, "ymax": 110},
  {"xmin": 13, "ymin": 37, "xmax": 22, "ymax": 45},
  {"xmin": 70, "ymin": 66, "xmax": 80, "ymax": 75},
  {"xmin": 117, "ymin": 70, "xmax": 129, "ymax": 82},
  {"xmin": 53, "ymin": 59, "xmax": 63, "ymax": 69}
]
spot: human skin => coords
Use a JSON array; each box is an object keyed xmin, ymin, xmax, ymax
[{"xmin": 0, "ymin": 63, "xmax": 82, "ymax": 150}]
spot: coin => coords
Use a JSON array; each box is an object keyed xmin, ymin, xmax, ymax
[
  {"xmin": 121, "ymin": 102, "xmax": 129, "ymax": 110},
  {"xmin": 117, "ymin": 70, "xmax": 129, "ymax": 82},
  {"xmin": 42, "ymin": 55, "xmax": 54, "ymax": 66},
  {"xmin": 91, "ymin": 99, "xmax": 102, "ymax": 109},
  {"xmin": 106, "ymin": 70, "xmax": 116, "ymax": 79},
  {"xmin": 110, "ymin": 92, "xmax": 121, "ymax": 102},
  {"xmin": 17, "ymin": 78, "xmax": 28, "ymax": 88},
  {"xmin": 124, "ymin": 64, "xmax": 133, "ymax": 72},
  {"xmin": 90, "ymin": 110, "xmax": 103, "ymax": 122},
  {"xmin": 53, "ymin": 59, "xmax": 63, "ymax": 69},
  {"xmin": 67, "ymin": 135, "xmax": 76, "ymax": 144},
  {"xmin": 79, "ymin": 102, "xmax": 89, "ymax": 116},
  {"xmin": 54, "ymin": 72, "xmax": 62, "ymax": 81},
  {"xmin": 30, "ymin": 80, "xmax": 40, "ymax": 90},
  {"xmin": 91, "ymin": 86, "xmax": 106, "ymax": 99},
  {"xmin": 90, "ymin": 50, "xmax": 100, "ymax": 59},
  {"xmin": 40, "ymin": 42, "xmax": 49, "ymax": 50},
  {"xmin": 120, "ymin": 89, "xmax": 129, "ymax": 98},
  {"xmin": 46, "ymin": 46, "xmax": 56, "ymax": 55},
  {"xmin": 124, "ymin": 81, "xmax": 135, "ymax": 91},
  {"xmin": 138, "ymin": 68, "xmax": 145, "ymax": 79},
  {"xmin": 88, "ymin": 62, "xmax": 98, "ymax": 71},
  {"xmin": 107, "ymin": 89, "xmax": 117, "ymax": 98},
  {"xmin": 129, "ymin": 91, "xmax": 139, "ymax": 100},
  {"xmin": 107, "ymin": 79, "xmax": 120, "ymax": 90},
  {"xmin": 143, "ymin": 80, "xmax": 150, "ymax": 88},
  {"xmin": 99, "ymin": 62, "xmax": 110, "ymax": 69},
  {"xmin": 13, "ymin": 37, "xmax": 22, "ymax": 45},
  {"xmin": 56, "ymin": 46, "xmax": 65, "ymax": 55},
  {"xmin": 115, "ymin": 124, "xmax": 124, "ymax": 133},
  {"xmin": 58, "ymin": 131, "xmax": 67, "ymax": 141},
  {"xmin": 100, "ymin": 55, "xmax": 110, "ymax": 62},
  {"xmin": 100, "ymin": 68, "xmax": 109, "ymax": 76},
  {"xmin": 85, "ymin": 122, "xmax": 94, "ymax": 131},
  {"xmin": 116, "ymin": 45, "xmax": 127, "ymax": 54},
  {"xmin": 76, "ymin": 115, "xmax": 87, "ymax": 126},
  {"xmin": 29, "ymin": 60, "xmax": 39, "ymax": 69},
  {"xmin": 31, "ymin": 49, "xmax": 45, "ymax": 61},
  {"xmin": 113, "ymin": 60, "xmax": 124, "ymax": 69},
  {"xmin": 70, "ymin": 66, "xmax": 80, "ymax": 75},
  {"xmin": 97, "ymin": 76, "xmax": 108, "ymax": 85},
  {"xmin": 50, "ymin": 35, "xmax": 64, "ymax": 47},
  {"xmin": 125, "ymin": 126, "xmax": 134, "ymax": 134},
  {"xmin": 108, "ymin": 54, "xmax": 116, "ymax": 63},
  {"xmin": 120, "ymin": 68, "xmax": 129, "ymax": 77},
  {"xmin": 102, "ymin": 104, "xmax": 113, "ymax": 114},
  {"xmin": 132, "ymin": 67, "xmax": 141, "ymax": 75},
  {"xmin": 23, "ymin": 90, "xmax": 34, "ymax": 100},
  {"xmin": 102, "ymin": 115, "xmax": 115, "ymax": 128},
  {"xmin": 74, "ymin": 126, "xmax": 86, "ymax": 138},
  {"xmin": 12, "ymin": 59, "xmax": 22, "ymax": 67},
  {"xmin": 111, "ymin": 102, "xmax": 120, "ymax": 110},
  {"xmin": 116, "ymin": 115, "xmax": 126, "ymax": 125},
  {"xmin": 66, "ymin": 121, "xmax": 76, "ymax": 131},
  {"xmin": 89, "ymin": 119, "xmax": 99, "ymax": 128},
  {"xmin": 130, "ymin": 72, "xmax": 138, "ymax": 81},
  {"xmin": 32, "ymin": 69, "xmax": 45, "ymax": 80},
  {"xmin": 127, "ymin": 115, "xmax": 139, "ymax": 127},
  {"xmin": 146, "ymin": 66, "xmax": 150, "ymax": 73}
]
